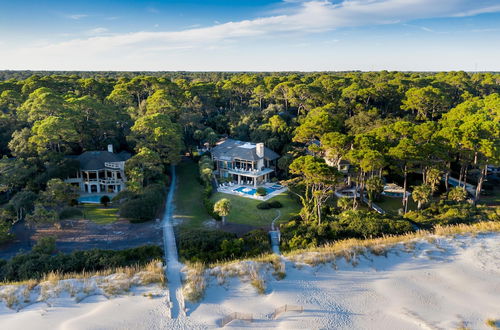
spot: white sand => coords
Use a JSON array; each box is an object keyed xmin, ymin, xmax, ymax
[{"xmin": 1, "ymin": 233, "xmax": 499, "ymax": 329}]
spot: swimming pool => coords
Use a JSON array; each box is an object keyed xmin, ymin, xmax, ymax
[
  {"xmin": 233, "ymin": 185, "xmax": 282, "ymax": 196},
  {"xmin": 78, "ymin": 195, "xmax": 111, "ymax": 204}
]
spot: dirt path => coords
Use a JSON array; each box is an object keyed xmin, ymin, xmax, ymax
[{"xmin": 162, "ymin": 165, "xmax": 185, "ymax": 319}]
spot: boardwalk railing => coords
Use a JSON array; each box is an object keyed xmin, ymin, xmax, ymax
[
  {"xmin": 219, "ymin": 312, "xmax": 253, "ymax": 327},
  {"xmin": 272, "ymin": 305, "xmax": 304, "ymax": 319}
]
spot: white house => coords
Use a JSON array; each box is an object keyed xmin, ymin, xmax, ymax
[
  {"xmin": 211, "ymin": 139, "xmax": 280, "ymax": 187},
  {"xmin": 65, "ymin": 145, "xmax": 131, "ymax": 194}
]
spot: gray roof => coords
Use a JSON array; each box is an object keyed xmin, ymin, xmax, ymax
[
  {"xmin": 74, "ymin": 151, "xmax": 131, "ymax": 171},
  {"xmin": 212, "ymin": 139, "xmax": 279, "ymax": 162}
]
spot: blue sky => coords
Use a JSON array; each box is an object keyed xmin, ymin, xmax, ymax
[{"xmin": 1, "ymin": 0, "xmax": 500, "ymax": 71}]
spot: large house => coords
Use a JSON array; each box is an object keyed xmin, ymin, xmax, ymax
[
  {"xmin": 65, "ymin": 145, "xmax": 131, "ymax": 194},
  {"xmin": 211, "ymin": 139, "xmax": 280, "ymax": 186}
]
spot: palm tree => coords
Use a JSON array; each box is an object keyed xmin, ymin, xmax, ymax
[
  {"xmin": 412, "ymin": 184, "xmax": 432, "ymax": 210},
  {"xmin": 448, "ymin": 187, "xmax": 467, "ymax": 203},
  {"xmin": 337, "ymin": 197, "xmax": 351, "ymax": 211},
  {"xmin": 425, "ymin": 168, "xmax": 441, "ymax": 194},
  {"xmin": 214, "ymin": 198, "xmax": 231, "ymax": 225}
]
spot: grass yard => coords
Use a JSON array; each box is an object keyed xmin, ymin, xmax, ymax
[
  {"xmin": 375, "ymin": 195, "xmax": 417, "ymax": 215},
  {"xmin": 211, "ymin": 192, "xmax": 300, "ymax": 227},
  {"xmin": 81, "ymin": 204, "xmax": 119, "ymax": 224},
  {"xmin": 174, "ymin": 161, "xmax": 211, "ymax": 228}
]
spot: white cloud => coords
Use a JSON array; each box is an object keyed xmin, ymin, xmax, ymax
[
  {"xmin": 85, "ymin": 27, "xmax": 109, "ymax": 35},
  {"xmin": 67, "ymin": 14, "xmax": 88, "ymax": 20},
  {"xmin": 3, "ymin": 0, "xmax": 500, "ymax": 70}
]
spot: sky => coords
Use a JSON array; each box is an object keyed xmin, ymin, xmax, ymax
[{"xmin": 1, "ymin": 0, "xmax": 500, "ymax": 71}]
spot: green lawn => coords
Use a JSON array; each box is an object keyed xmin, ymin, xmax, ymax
[
  {"xmin": 375, "ymin": 195, "xmax": 418, "ymax": 215},
  {"xmin": 81, "ymin": 204, "xmax": 119, "ymax": 224},
  {"xmin": 174, "ymin": 161, "xmax": 211, "ymax": 228},
  {"xmin": 211, "ymin": 192, "xmax": 300, "ymax": 227}
]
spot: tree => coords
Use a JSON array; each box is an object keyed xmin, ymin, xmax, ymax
[
  {"xmin": 214, "ymin": 198, "xmax": 231, "ymax": 225},
  {"xmin": 448, "ymin": 187, "xmax": 467, "ymax": 203},
  {"xmin": 293, "ymin": 104, "xmax": 343, "ymax": 143},
  {"xmin": 365, "ymin": 176, "xmax": 383, "ymax": 207},
  {"xmin": 0, "ymin": 209, "xmax": 13, "ymax": 243},
  {"xmin": 412, "ymin": 184, "xmax": 432, "ymax": 210},
  {"xmin": 320, "ymin": 132, "xmax": 350, "ymax": 167},
  {"xmin": 425, "ymin": 168, "xmax": 442, "ymax": 194},
  {"xmin": 25, "ymin": 204, "xmax": 59, "ymax": 228},
  {"xmin": 9, "ymin": 190, "xmax": 37, "ymax": 222},
  {"xmin": 100, "ymin": 195, "xmax": 111, "ymax": 208},
  {"xmin": 17, "ymin": 87, "xmax": 66, "ymax": 122},
  {"xmin": 30, "ymin": 116, "xmax": 78, "ymax": 154},
  {"xmin": 39, "ymin": 179, "xmax": 78, "ymax": 214},
  {"xmin": 337, "ymin": 197, "xmax": 351, "ymax": 211},
  {"xmin": 388, "ymin": 137, "xmax": 420, "ymax": 213},
  {"xmin": 125, "ymin": 147, "xmax": 164, "ymax": 191},
  {"xmin": 129, "ymin": 113, "xmax": 183, "ymax": 166},
  {"xmin": 289, "ymin": 155, "xmax": 341, "ymax": 224},
  {"xmin": 401, "ymin": 86, "xmax": 448, "ymax": 120}
]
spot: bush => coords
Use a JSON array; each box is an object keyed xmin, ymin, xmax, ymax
[
  {"xmin": 255, "ymin": 187, "xmax": 267, "ymax": 196},
  {"xmin": 268, "ymin": 200, "xmax": 283, "ymax": 208},
  {"xmin": 100, "ymin": 195, "xmax": 111, "ymax": 207},
  {"xmin": 32, "ymin": 236, "xmax": 57, "ymax": 255},
  {"xmin": 177, "ymin": 228, "xmax": 271, "ymax": 263},
  {"xmin": 119, "ymin": 184, "xmax": 167, "ymax": 223},
  {"xmin": 58, "ymin": 207, "xmax": 83, "ymax": 220},
  {"xmin": 257, "ymin": 202, "xmax": 271, "ymax": 209},
  {"xmin": 280, "ymin": 210, "xmax": 415, "ymax": 252},
  {"xmin": 0, "ymin": 245, "xmax": 163, "ymax": 282},
  {"xmin": 256, "ymin": 201, "xmax": 282, "ymax": 209}
]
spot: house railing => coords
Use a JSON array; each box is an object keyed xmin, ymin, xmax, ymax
[
  {"xmin": 272, "ymin": 305, "xmax": 304, "ymax": 319},
  {"xmin": 219, "ymin": 312, "xmax": 253, "ymax": 327},
  {"xmin": 227, "ymin": 167, "xmax": 274, "ymax": 176}
]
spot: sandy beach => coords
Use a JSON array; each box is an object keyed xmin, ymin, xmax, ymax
[{"xmin": 1, "ymin": 233, "xmax": 498, "ymax": 329}]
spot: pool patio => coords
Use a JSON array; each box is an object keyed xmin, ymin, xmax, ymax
[
  {"xmin": 217, "ymin": 182, "xmax": 288, "ymax": 201},
  {"xmin": 77, "ymin": 193, "xmax": 117, "ymax": 204}
]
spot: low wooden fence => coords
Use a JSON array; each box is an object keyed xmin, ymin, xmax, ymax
[
  {"xmin": 219, "ymin": 312, "xmax": 253, "ymax": 327},
  {"xmin": 272, "ymin": 304, "xmax": 304, "ymax": 319}
]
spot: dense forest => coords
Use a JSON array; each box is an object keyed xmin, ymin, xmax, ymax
[{"xmin": 0, "ymin": 71, "xmax": 499, "ymax": 251}]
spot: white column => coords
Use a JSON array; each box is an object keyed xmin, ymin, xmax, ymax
[
  {"xmin": 238, "ymin": 175, "xmax": 241, "ymax": 185},
  {"xmin": 254, "ymin": 177, "xmax": 257, "ymax": 187}
]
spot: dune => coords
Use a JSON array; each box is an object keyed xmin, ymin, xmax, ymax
[{"xmin": 0, "ymin": 233, "xmax": 498, "ymax": 329}]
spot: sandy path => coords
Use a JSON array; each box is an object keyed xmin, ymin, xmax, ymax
[{"xmin": 162, "ymin": 165, "xmax": 185, "ymax": 319}]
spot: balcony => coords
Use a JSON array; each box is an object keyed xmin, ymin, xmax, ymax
[{"xmin": 227, "ymin": 167, "xmax": 274, "ymax": 177}]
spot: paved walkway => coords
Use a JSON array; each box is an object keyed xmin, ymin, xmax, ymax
[
  {"xmin": 162, "ymin": 165, "xmax": 185, "ymax": 319},
  {"xmin": 269, "ymin": 210, "xmax": 281, "ymax": 255}
]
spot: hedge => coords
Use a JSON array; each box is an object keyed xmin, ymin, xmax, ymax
[{"xmin": 0, "ymin": 244, "xmax": 163, "ymax": 282}]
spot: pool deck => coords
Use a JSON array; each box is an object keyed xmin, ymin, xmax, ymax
[
  {"xmin": 217, "ymin": 182, "xmax": 288, "ymax": 201},
  {"xmin": 78, "ymin": 193, "xmax": 117, "ymax": 204}
]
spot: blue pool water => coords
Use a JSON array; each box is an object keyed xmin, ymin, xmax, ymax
[
  {"xmin": 78, "ymin": 195, "xmax": 110, "ymax": 204},
  {"xmin": 233, "ymin": 185, "xmax": 282, "ymax": 196}
]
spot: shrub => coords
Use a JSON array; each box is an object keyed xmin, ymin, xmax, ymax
[
  {"xmin": 58, "ymin": 207, "xmax": 83, "ymax": 219},
  {"xmin": 268, "ymin": 200, "xmax": 283, "ymax": 208},
  {"xmin": 119, "ymin": 184, "xmax": 167, "ymax": 223},
  {"xmin": 256, "ymin": 201, "xmax": 282, "ymax": 209},
  {"xmin": 32, "ymin": 236, "xmax": 57, "ymax": 255},
  {"xmin": 255, "ymin": 187, "xmax": 267, "ymax": 196},
  {"xmin": 100, "ymin": 195, "xmax": 111, "ymax": 207},
  {"xmin": 257, "ymin": 202, "xmax": 271, "ymax": 209},
  {"xmin": 0, "ymin": 245, "xmax": 163, "ymax": 282},
  {"xmin": 177, "ymin": 228, "xmax": 271, "ymax": 263}
]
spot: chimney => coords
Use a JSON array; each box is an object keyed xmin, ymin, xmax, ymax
[
  {"xmin": 256, "ymin": 143, "xmax": 264, "ymax": 158},
  {"xmin": 107, "ymin": 144, "xmax": 114, "ymax": 153}
]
